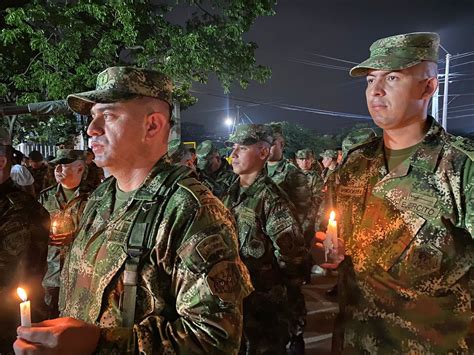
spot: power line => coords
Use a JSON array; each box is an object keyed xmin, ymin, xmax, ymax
[
  {"xmin": 287, "ymin": 58, "xmax": 350, "ymax": 71},
  {"xmin": 306, "ymin": 52, "xmax": 358, "ymax": 65}
]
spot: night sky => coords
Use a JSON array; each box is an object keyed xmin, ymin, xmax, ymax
[{"xmin": 182, "ymin": 0, "xmax": 474, "ymax": 136}]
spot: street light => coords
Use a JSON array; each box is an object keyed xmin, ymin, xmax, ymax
[{"xmin": 224, "ymin": 117, "xmax": 233, "ymax": 127}]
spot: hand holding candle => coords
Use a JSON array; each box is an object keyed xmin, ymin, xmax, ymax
[
  {"xmin": 50, "ymin": 212, "xmax": 75, "ymax": 246},
  {"xmin": 17, "ymin": 287, "xmax": 31, "ymax": 327}
]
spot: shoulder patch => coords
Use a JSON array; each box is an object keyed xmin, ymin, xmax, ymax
[
  {"xmin": 178, "ymin": 177, "xmax": 217, "ymax": 206},
  {"xmin": 451, "ymin": 136, "xmax": 474, "ymax": 161}
]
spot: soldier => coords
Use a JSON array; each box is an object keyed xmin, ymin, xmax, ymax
[
  {"xmin": 14, "ymin": 67, "xmax": 253, "ymax": 354},
  {"xmin": 196, "ymin": 140, "xmax": 236, "ymax": 198},
  {"xmin": 295, "ymin": 148, "xmax": 324, "ymax": 254},
  {"xmin": 331, "ymin": 32, "xmax": 474, "ymax": 353},
  {"xmin": 222, "ymin": 124, "xmax": 307, "ymax": 354},
  {"xmin": 266, "ymin": 124, "xmax": 312, "ymax": 353},
  {"xmin": 27, "ymin": 150, "xmax": 48, "ymax": 197},
  {"xmin": 39, "ymin": 149, "xmax": 92, "ymax": 318},
  {"xmin": 319, "ymin": 149, "xmax": 338, "ymax": 182},
  {"xmin": 0, "ymin": 128, "xmax": 49, "ymax": 353}
]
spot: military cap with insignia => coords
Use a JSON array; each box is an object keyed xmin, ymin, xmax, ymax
[
  {"xmin": 50, "ymin": 149, "xmax": 85, "ymax": 164},
  {"xmin": 67, "ymin": 66, "xmax": 173, "ymax": 115},
  {"xmin": 227, "ymin": 124, "xmax": 274, "ymax": 146},
  {"xmin": 350, "ymin": 32, "xmax": 440, "ymax": 77}
]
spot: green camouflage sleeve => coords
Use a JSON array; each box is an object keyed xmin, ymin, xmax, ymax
[
  {"xmin": 264, "ymin": 198, "xmax": 307, "ymax": 284},
  {"xmin": 463, "ymin": 158, "xmax": 474, "ymax": 238},
  {"xmin": 95, "ymin": 188, "xmax": 253, "ymax": 354}
]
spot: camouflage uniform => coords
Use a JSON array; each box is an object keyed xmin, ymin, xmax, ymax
[
  {"xmin": 58, "ymin": 158, "xmax": 253, "ymax": 354},
  {"xmin": 0, "ymin": 181, "xmax": 50, "ymax": 351},
  {"xmin": 333, "ymin": 32, "xmax": 474, "ymax": 353},
  {"xmin": 223, "ymin": 124, "xmax": 306, "ymax": 354},
  {"xmin": 197, "ymin": 140, "xmax": 237, "ymax": 199},
  {"xmin": 39, "ymin": 176, "xmax": 92, "ymax": 317}
]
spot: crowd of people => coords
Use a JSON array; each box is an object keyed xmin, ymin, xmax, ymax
[{"xmin": 0, "ymin": 31, "xmax": 472, "ymax": 354}]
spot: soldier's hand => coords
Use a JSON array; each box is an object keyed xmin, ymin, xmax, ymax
[
  {"xmin": 14, "ymin": 317, "xmax": 100, "ymax": 355},
  {"xmin": 315, "ymin": 231, "xmax": 327, "ymax": 242},
  {"xmin": 49, "ymin": 231, "xmax": 75, "ymax": 246}
]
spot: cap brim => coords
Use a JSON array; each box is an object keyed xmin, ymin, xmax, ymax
[
  {"xmin": 50, "ymin": 157, "xmax": 77, "ymax": 164},
  {"xmin": 67, "ymin": 89, "xmax": 138, "ymax": 115},
  {"xmin": 349, "ymin": 56, "xmax": 423, "ymax": 77}
]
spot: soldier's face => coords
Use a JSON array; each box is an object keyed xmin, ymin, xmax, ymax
[
  {"xmin": 296, "ymin": 157, "xmax": 313, "ymax": 171},
  {"xmin": 268, "ymin": 137, "xmax": 284, "ymax": 161},
  {"xmin": 365, "ymin": 65, "xmax": 436, "ymax": 130},
  {"xmin": 231, "ymin": 143, "xmax": 268, "ymax": 175},
  {"xmin": 87, "ymin": 100, "xmax": 148, "ymax": 168},
  {"xmin": 54, "ymin": 161, "xmax": 84, "ymax": 188}
]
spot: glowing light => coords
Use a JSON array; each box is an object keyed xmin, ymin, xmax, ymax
[
  {"xmin": 17, "ymin": 287, "xmax": 27, "ymax": 302},
  {"xmin": 329, "ymin": 210, "xmax": 336, "ymax": 222},
  {"xmin": 224, "ymin": 117, "xmax": 233, "ymax": 126}
]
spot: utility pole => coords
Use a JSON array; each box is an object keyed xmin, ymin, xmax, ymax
[
  {"xmin": 431, "ymin": 85, "xmax": 439, "ymax": 122},
  {"xmin": 441, "ymin": 53, "xmax": 450, "ymax": 131}
]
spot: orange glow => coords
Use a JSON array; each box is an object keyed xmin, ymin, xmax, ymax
[
  {"xmin": 329, "ymin": 210, "xmax": 336, "ymax": 222},
  {"xmin": 17, "ymin": 287, "xmax": 28, "ymax": 302}
]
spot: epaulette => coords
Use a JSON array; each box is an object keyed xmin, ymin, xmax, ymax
[
  {"xmin": 450, "ymin": 136, "xmax": 474, "ymax": 161},
  {"xmin": 177, "ymin": 177, "xmax": 217, "ymax": 207}
]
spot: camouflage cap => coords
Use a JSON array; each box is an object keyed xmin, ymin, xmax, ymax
[
  {"xmin": 342, "ymin": 128, "xmax": 377, "ymax": 156},
  {"xmin": 320, "ymin": 149, "xmax": 337, "ymax": 159},
  {"xmin": 350, "ymin": 32, "xmax": 440, "ymax": 77},
  {"xmin": 50, "ymin": 149, "xmax": 85, "ymax": 164},
  {"xmin": 296, "ymin": 148, "xmax": 314, "ymax": 159},
  {"xmin": 196, "ymin": 140, "xmax": 217, "ymax": 159},
  {"xmin": 268, "ymin": 122, "xmax": 284, "ymax": 138},
  {"xmin": 67, "ymin": 66, "xmax": 173, "ymax": 115},
  {"xmin": 227, "ymin": 124, "xmax": 274, "ymax": 146}
]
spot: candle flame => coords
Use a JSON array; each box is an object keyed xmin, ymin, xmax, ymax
[
  {"xmin": 329, "ymin": 210, "xmax": 336, "ymax": 222},
  {"xmin": 17, "ymin": 287, "xmax": 28, "ymax": 302}
]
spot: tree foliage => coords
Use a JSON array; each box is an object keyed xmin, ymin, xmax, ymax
[{"xmin": 0, "ymin": 0, "xmax": 276, "ymax": 143}]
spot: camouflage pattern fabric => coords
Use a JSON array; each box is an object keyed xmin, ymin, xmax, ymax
[
  {"xmin": 59, "ymin": 158, "xmax": 253, "ymax": 354},
  {"xmin": 67, "ymin": 67, "xmax": 173, "ymax": 115},
  {"xmin": 267, "ymin": 159, "xmax": 312, "ymax": 231},
  {"xmin": 39, "ymin": 183, "xmax": 92, "ymax": 318},
  {"xmin": 228, "ymin": 124, "xmax": 274, "ymax": 146},
  {"xmin": 341, "ymin": 128, "xmax": 377, "ymax": 159},
  {"xmin": 301, "ymin": 169, "xmax": 325, "ymax": 243},
  {"xmin": 222, "ymin": 171, "xmax": 307, "ymax": 354},
  {"xmin": 0, "ymin": 179, "xmax": 50, "ymax": 353},
  {"xmin": 320, "ymin": 149, "xmax": 338, "ymax": 159},
  {"xmin": 333, "ymin": 117, "xmax": 474, "ymax": 353},
  {"xmin": 199, "ymin": 158, "xmax": 237, "ymax": 199},
  {"xmin": 50, "ymin": 149, "xmax": 85, "ymax": 164},
  {"xmin": 350, "ymin": 32, "xmax": 440, "ymax": 77}
]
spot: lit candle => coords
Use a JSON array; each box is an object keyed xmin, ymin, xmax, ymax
[
  {"xmin": 327, "ymin": 211, "xmax": 338, "ymax": 256},
  {"xmin": 17, "ymin": 287, "xmax": 31, "ymax": 327}
]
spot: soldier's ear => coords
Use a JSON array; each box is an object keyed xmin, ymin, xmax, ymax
[
  {"xmin": 145, "ymin": 111, "xmax": 168, "ymax": 139},
  {"xmin": 421, "ymin": 76, "xmax": 438, "ymax": 100}
]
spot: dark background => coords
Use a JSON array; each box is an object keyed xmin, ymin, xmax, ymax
[{"xmin": 182, "ymin": 0, "xmax": 474, "ymax": 136}]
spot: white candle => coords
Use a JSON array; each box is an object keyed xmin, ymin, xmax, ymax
[
  {"xmin": 17, "ymin": 287, "xmax": 31, "ymax": 327},
  {"xmin": 327, "ymin": 211, "xmax": 338, "ymax": 256}
]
